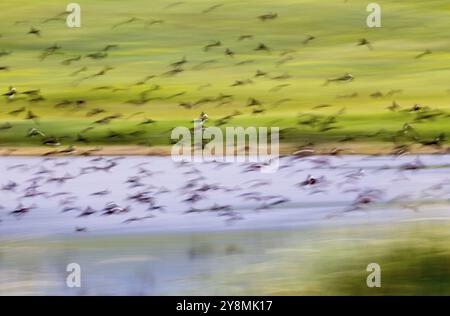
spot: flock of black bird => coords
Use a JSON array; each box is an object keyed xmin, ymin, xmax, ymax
[
  {"xmin": 0, "ymin": 3, "xmax": 449, "ymax": 234},
  {"xmin": 0, "ymin": 157, "xmax": 278, "ymax": 230},
  {"xmin": 1, "ymin": 154, "xmax": 449, "ymax": 233},
  {"xmin": 0, "ymin": 3, "xmax": 447, "ymax": 153}
]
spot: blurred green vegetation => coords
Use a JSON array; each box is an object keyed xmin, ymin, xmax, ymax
[
  {"xmin": 0, "ymin": 0, "xmax": 449, "ymax": 147},
  {"xmin": 208, "ymin": 223, "xmax": 450, "ymax": 295}
]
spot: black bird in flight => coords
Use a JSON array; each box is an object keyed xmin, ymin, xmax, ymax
[
  {"xmin": 9, "ymin": 106, "xmax": 25, "ymax": 116},
  {"xmin": 112, "ymin": 17, "xmax": 142, "ymax": 29},
  {"xmin": 324, "ymin": 73, "xmax": 354, "ymax": 86},
  {"xmin": 203, "ymin": 41, "xmax": 221, "ymax": 52},
  {"xmin": 86, "ymin": 51, "xmax": 108, "ymax": 59},
  {"xmin": 225, "ymin": 48, "xmax": 234, "ymax": 57},
  {"xmin": 40, "ymin": 44, "xmax": 61, "ymax": 61},
  {"xmin": 357, "ymin": 38, "xmax": 373, "ymax": 50},
  {"xmin": 61, "ymin": 55, "xmax": 81, "ymax": 65},
  {"xmin": 303, "ymin": 35, "xmax": 315, "ymax": 45},
  {"xmin": 171, "ymin": 56, "xmax": 187, "ymax": 67},
  {"xmin": 102, "ymin": 45, "xmax": 118, "ymax": 52},
  {"xmin": 202, "ymin": 4, "xmax": 223, "ymax": 14},
  {"xmin": 258, "ymin": 13, "xmax": 277, "ymax": 21},
  {"xmin": 42, "ymin": 11, "xmax": 69, "ymax": 23},
  {"xmin": 387, "ymin": 101, "xmax": 400, "ymax": 112},
  {"xmin": 238, "ymin": 35, "xmax": 253, "ymax": 41},
  {"xmin": 28, "ymin": 27, "xmax": 41, "ymax": 36},
  {"xmin": 146, "ymin": 19, "xmax": 165, "ymax": 27},
  {"xmin": 164, "ymin": 1, "xmax": 184, "ymax": 9},
  {"xmin": 415, "ymin": 49, "xmax": 431, "ymax": 59},
  {"xmin": 254, "ymin": 43, "xmax": 270, "ymax": 52}
]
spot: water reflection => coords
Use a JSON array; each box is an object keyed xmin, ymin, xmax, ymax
[{"xmin": 1, "ymin": 222, "xmax": 449, "ymax": 295}]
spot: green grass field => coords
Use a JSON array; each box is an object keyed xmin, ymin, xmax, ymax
[{"xmin": 0, "ymin": 0, "xmax": 449, "ymax": 149}]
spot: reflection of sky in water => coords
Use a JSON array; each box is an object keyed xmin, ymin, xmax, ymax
[
  {"xmin": 1, "ymin": 231, "xmax": 289, "ymax": 295},
  {"xmin": 0, "ymin": 155, "xmax": 449, "ymax": 295}
]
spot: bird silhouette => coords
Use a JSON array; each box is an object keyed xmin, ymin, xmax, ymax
[
  {"xmin": 303, "ymin": 35, "xmax": 315, "ymax": 45},
  {"xmin": 357, "ymin": 38, "xmax": 373, "ymax": 50},
  {"xmin": 202, "ymin": 4, "xmax": 223, "ymax": 14},
  {"xmin": 203, "ymin": 41, "xmax": 221, "ymax": 51},
  {"xmin": 27, "ymin": 27, "xmax": 41, "ymax": 36},
  {"xmin": 2, "ymin": 86, "xmax": 16, "ymax": 100},
  {"xmin": 258, "ymin": 13, "xmax": 277, "ymax": 21},
  {"xmin": 415, "ymin": 49, "xmax": 432, "ymax": 59},
  {"xmin": 324, "ymin": 73, "xmax": 354, "ymax": 86}
]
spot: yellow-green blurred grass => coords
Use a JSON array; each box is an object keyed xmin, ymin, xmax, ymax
[
  {"xmin": 0, "ymin": 0, "xmax": 449, "ymax": 147},
  {"xmin": 208, "ymin": 222, "xmax": 450, "ymax": 295}
]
